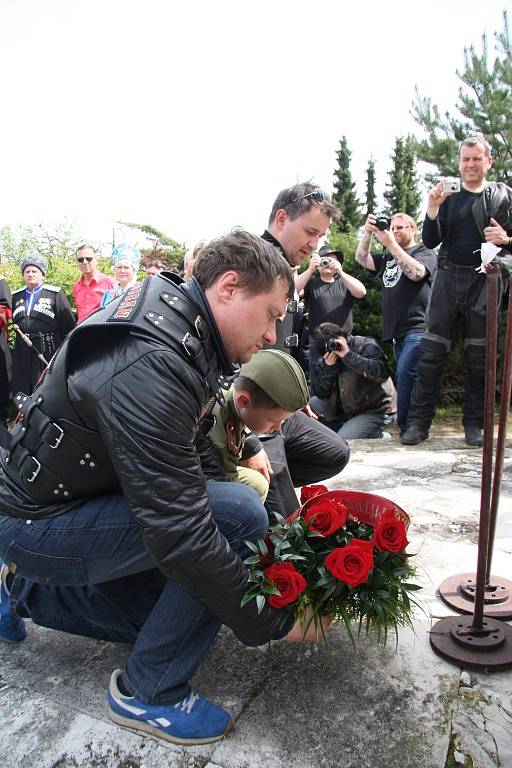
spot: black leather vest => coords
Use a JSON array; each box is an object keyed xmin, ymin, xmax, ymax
[{"xmin": 0, "ymin": 273, "xmax": 237, "ymax": 507}]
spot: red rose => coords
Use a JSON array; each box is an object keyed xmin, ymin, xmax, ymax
[
  {"xmin": 373, "ymin": 510, "xmax": 409, "ymax": 553},
  {"xmin": 300, "ymin": 484, "xmax": 328, "ymax": 504},
  {"xmin": 264, "ymin": 562, "xmax": 307, "ymax": 608},
  {"xmin": 259, "ymin": 534, "xmax": 275, "ymax": 568},
  {"xmin": 325, "ymin": 539, "xmax": 374, "ymax": 587},
  {"xmin": 303, "ymin": 498, "xmax": 348, "ymax": 536}
]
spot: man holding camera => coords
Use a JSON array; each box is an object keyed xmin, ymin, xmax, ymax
[
  {"xmin": 237, "ymin": 182, "xmax": 351, "ymax": 519},
  {"xmin": 310, "ymin": 322, "xmax": 397, "ymax": 439},
  {"xmin": 401, "ymin": 134, "xmax": 512, "ymax": 447},
  {"xmin": 355, "ymin": 213, "xmax": 437, "ymax": 436},
  {"xmin": 296, "ymin": 244, "xmax": 366, "ymax": 392}
]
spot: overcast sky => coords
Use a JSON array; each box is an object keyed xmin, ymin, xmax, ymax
[{"xmin": 0, "ymin": 0, "xmax": 508, "ymax": 250}]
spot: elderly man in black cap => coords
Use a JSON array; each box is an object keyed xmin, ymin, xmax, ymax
[
  {"xmin": 11, "ymin": 254, "xmax": 75, "ymax": 396},
  {"xmin": 295, "ymin": 243, "xmax": 366, "ymax": 392}
]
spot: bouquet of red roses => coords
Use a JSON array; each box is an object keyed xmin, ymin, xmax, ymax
[{"xmin": 242, "ymin": 485, "xmax": 420, "ymax": 643}]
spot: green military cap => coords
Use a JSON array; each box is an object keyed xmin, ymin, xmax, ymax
[{"xmin": 239, "ymin": 350, "xmax": 309, "ymax": 412}]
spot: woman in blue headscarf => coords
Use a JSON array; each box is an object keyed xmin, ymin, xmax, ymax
[{"xmin": 100, "ymin": 244, "xmax": 141, "ymax": 308}]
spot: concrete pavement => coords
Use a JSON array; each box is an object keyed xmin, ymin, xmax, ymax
[{"xmin": 1, "ymin": 417, "xmax": 511, "ymax": 768}]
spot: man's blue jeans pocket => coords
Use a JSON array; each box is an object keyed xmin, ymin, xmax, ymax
[{"xmin": 4, "ymin": 541, "xmax": 87, "ymax": 586}]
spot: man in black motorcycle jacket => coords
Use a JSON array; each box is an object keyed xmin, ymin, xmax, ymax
[
  {"xmin": 401, "ymin": 135, "xmax": 512, "ymax": 448},
  {"xmin": 0, "ymin": 231, "xmax": 327, "ymax": 746}
]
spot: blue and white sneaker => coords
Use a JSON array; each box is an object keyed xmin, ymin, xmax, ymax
[
  {"xmin": 107, "ymin": 669, "xmax": 233, "ymax": 745},
  {"xmin": 0, "ymin": 564, "xmax": 26, "ymax": 643}
]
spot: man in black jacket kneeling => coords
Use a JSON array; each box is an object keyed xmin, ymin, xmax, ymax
[{"xmin": 0, "ymin": 230, "xmax": 329, "ymax": 746}]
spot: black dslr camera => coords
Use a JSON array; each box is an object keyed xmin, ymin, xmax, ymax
[
  {"xmin": 374, "ymin": 215, "xmax": 391, "ymax": 231},
  {"xmin": 326, "ymin": 338, "xmax": 342, "ymax": 352}
]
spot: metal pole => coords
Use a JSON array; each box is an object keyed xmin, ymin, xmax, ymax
[
  {"xmin": 471, "ymin": 267, "xmax": 498, "ymax": 633},
  {"xmin": 486, "ymin": 275, "xmax": 512, "ymax": 581}
]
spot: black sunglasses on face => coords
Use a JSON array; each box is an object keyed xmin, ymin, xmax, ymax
[{"xmin": 77, "ymin": 256, "xmax": 94, "ymax": 263}]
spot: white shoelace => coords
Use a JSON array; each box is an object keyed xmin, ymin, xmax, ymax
[{"xmin": 175, "ymin": 692, "xmax": 199, "ymax": 713}]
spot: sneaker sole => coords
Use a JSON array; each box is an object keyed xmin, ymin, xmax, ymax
[{"xmin": 107, "ymin": 706, "xmax": 233, "ymax": 746}]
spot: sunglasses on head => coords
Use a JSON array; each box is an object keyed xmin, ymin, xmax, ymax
[
  {"xmin": 77, "ymin": 256, "xmax": 94, "ymax": 263},
  {"xmin": 285, "ymin": 186, "xmax": 327, "ymax": 207}
]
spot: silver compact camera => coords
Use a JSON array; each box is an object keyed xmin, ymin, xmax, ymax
[
  {"xmin": 320, "ymin": 257, "xmax": 331, "ymax": 267},
  {"xmin": 441, "ymin": 177, "xmax": 461, "ymax": 193}
]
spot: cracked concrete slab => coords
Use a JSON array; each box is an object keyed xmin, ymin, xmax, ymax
[
  {"xmin": 451, "ymin": 672, "xmax": 512, "ymax": 768},
  {"xmin": 0, "ymin": 417, "xmax": 511, "ymax": 768}
]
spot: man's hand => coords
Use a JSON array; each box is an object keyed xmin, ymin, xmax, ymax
[
  {"xmin": 373, "ymin": 227, "xmax": 397, "ymax": 250},
  {"xmin": 323, "ymin": 336, "xmax": 349, "ymax": 366},
  {"xmin": 239, "ymin": 448, "xmax": 273, "ymax": 483},
  {"xmin": 484, "ymin": 217, "xmax": 509, "ymax": 246},
  {"xmin": 295, "ymin": 253, "xmax": 321, "ymax": 292},
  {"xmin": 323, "ymin": 351, "xmax": 338, "ymax": 366},
  {"xmin": 328, "ymin": 258, "xmax": 344, "ymax": 277},
  {"xmin": 363, "ymin": 214, "xmax": 377, "ymax": 234},
  {"xmin": 426, "ymin": 182, "xmax": 451, "ymax": 219},
  {"xmin": 302, "ymin": 403, "xmax": 319, "ymax": 420},
  {"xmin": 285, "ymin": 609, "xmax": 332, "ymax": 642},
  {"xmin": 309, "ymin": 253, "xmax": 321, "ymax": 272}
]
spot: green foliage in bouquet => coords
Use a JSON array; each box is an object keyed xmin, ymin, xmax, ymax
[{"xmin": 242, "ymin": 487, "xmax": 421, "ymax": 645}]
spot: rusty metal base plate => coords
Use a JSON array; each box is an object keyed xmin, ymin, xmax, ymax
[
  {"xmin": 438, "ymin": 572, "xmax": 512, "ymax": 619},
  {"xmin": 430, "ymin": 616, "xmax": 512, "ymax": 671}
]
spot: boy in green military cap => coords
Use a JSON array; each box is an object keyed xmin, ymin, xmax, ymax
[{"xmin": 208, "ymin": 350, "xmax": 309, "ymax": 501}]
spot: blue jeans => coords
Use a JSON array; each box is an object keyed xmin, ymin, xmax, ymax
[
  {"xmin": 0, "ymin": 482, "xmax": 268, "ymax": 705},
  {"xmin": 394, "ymin": 330, "xmax": 423, "ymax": 433},
  {"xmin": 309, "ymin": 395, "xmax": 394, "ymax": 439}
]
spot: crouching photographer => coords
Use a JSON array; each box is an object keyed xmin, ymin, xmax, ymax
[{"xmin": 310, "ymin": 322, "xmax": 397, "ymax": 439}]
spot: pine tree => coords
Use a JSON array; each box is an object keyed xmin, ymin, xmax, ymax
[
  {"xmin": 411, "ymin": 9, "xmax": 512, "ymax": 185},
  {"xmin": 384, "ymin": 138, "xmax": 406, "ymax": 215},
  {"xmin": 119, "ymin": 221, "xmax": 186, "ymax": 267},
  {"xmin": 383, "ymin": 136, "xmax": 421, "ymax": 218},
  {"xmin": 364, "ymin": 157, "xmax": 377, "ymax": 216},
  {"xmin": 332, "ymin": 136, "xmax": 362, "ymax": 233},
  {"xmin": 403, "ymin": 137, "xmax": 422, "ymax": 218}
]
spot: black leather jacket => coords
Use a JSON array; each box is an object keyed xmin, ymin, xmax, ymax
[
  {"xmin": 313, "ymin": 335, "xmax": 397, "ymax": 417},
  {"xmin": 0, "ymin": 272, "xmax": 286, "ymax": 645}
]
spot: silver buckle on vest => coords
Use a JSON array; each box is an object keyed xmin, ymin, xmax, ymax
[
  {"xmin": 194, "ymin": 316, "xmax": 209, "ymax": 341},
  {"xmin": 26, "ymin": 457, "xmax": 41, "ymax": 483},
  {"xmin": 181, "ymin": 332, "xmax": 192, "ymax": 357},
  {"xmin": 49, "ymin": 424, "xmax": 64, "ymax": 449},
  {"xmin": 284, "ymin": 333, "xmax": 299, "ymax": 348}
]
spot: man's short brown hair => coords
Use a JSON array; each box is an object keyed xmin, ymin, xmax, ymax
[
  {"xmin": 268, "ymin": 182, "xmax": 339, "ymax": 225},
  {"xmin": 193, "ymin": 229, "xmax": 294, "ymax": 299},
  {"xmin": 458, "ymin": 134, "xmax": 492, "ymax": 159}
]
